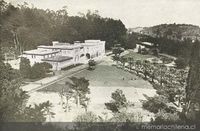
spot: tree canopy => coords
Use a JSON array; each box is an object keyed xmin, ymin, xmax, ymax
[
  {"xmin": 1, "ymin": 1, "xmax": 127, "ymax": 57},
  {"xmin": 0, "ymin": 59, "xmax": 54, "ymax": 122}
]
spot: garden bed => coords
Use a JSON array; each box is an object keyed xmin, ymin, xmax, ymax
[{"xmin": 61, "ymin": 64, "xmax": 83, "ymax": 71}]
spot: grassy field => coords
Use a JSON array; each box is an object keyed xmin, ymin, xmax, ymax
[
  {"xmin": 38, "ymin": 64, "xmax": 153, "ymax": 93},
  {"xmin": 123, "ymin": 50, "xmax": 155, "ymax": 61}
]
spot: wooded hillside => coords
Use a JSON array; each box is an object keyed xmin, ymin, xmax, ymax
[
  {"xmin": 140, "ymin": 24, "xmax": 200, "ymax": 40},
  {"xmin": 0, "ymin": 1, "xmax": 127, "ymax": 56}
]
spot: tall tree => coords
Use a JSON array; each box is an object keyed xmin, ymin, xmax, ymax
[
  {"xmin": 184, "ymin": 40, "xmax": 200, "ymax": 122},
  {"xmin": 2, "ymin": 4, "xmax": 23, "ymax": 55},
  {"xmin": 67, "ymin": 77, "xmax": 90, "ymax": 108}
]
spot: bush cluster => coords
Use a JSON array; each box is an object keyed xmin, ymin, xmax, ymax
[{"xmin": 20, "ymin": 57, "xmax": 52, "ymax": 79}]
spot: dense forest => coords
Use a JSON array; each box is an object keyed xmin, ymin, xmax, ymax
[{"xmin": 0, "ymin": 1, "xmax": 128, "ymax": 57}]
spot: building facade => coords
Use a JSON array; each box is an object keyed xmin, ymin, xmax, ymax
[
  {"xmin": 134, "ymin": 42, "xmax": 155, "ymax": 52},
  {"xmin": 21, "ymin": 40, "xmax": 105, "ymax": 70}
]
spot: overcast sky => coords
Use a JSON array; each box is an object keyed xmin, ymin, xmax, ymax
[{"xmin": 6, "ymin": 0, "xmax": 200, "ymax": 28}]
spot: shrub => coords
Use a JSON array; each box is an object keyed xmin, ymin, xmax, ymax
[
  {"xmin": 174, "ymin": 57, "xmax": 187, "ymax": 69},
  {"xmin": 142, "ymin": 95, "xmax": 168, "ymax": 114},
  {"xmin": 61, "ymin": 64, "xmax": 82, "ymax": 71},
  {"xmin": 153, "ymin": 110, "xmax": 181, "ymax": 124},
  {"xmin": 160, "ymin": 57, "xmax": 173, "ymax": 64},
  {"xmin": 74, "ymin": 112, "xmax": 99, "ymax": 122},
  {"xmin": 105, "ymin": 89, "xmax": 128, "ymax": 113},
  {"xmin": 138, "ymin": 46, "xmax": 142, "ymax": 54},
  {"xmin": 88, "ymin": 59, "xmax": 96, "ymax": 70},
  {"xmin": 19, "ymin": 57, "xmax": 31, "ymax": 78},
  {"xmin": 152, "ymin": 48, "xmax": 159, "ymax": 56},
  {"xmin": 40, "ymin": 62, "xmax": 52, "ymax": 73},
  {"xmin": 112, "ymin": 55, "xmax": 120, "ymax": 62},
  {"xmin": 110, "ymin": 111, "xmax": 140, "ymax": 122},
  {"xmin": 112, "ymin": 46, "xmax": 125, "ymax": 56},
  {"xmin": 141, "ymin": 48, "xmax": 148, "ymax": 55},
  {"xmin": 29, "ymin": 63, "xmax": 46, "ymax": 79}
]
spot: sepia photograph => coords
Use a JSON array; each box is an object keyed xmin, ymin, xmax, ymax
[{"xmin": 0, "ymin": 0, "xmax": 200, "ymax": 130}]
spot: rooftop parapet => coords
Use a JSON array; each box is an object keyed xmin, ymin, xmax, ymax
[
  {"xmin": 52, "ymin": 42, "xmax": 70, "ymax": 46},
  {"xmin": 85, "ymin": 40, "xmax": 101, "ymax": 43},
  {"xmin": 23, "ymin": 49, "xmax": 59, "ymax": 55}
]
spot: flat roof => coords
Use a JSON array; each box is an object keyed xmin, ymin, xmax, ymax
[
  {"xmin": 37, "ymin": 40, "xmax": 105, "ymax": 49},
  {"xmin": 85, "ymin": 40, "xmax": 101, "ymax": 43},
  {"xmin": 42, "ymin": 55, "xmax": 73, "ymax": 62},
  {"xmin": 38, "ymin": 45, "xmax": 82, "ymax": 50},
  {"xmin": 23, "ymin": 49, "xmax": 59, "ymax": 55},
  {"xmin": 137, "ymin": 42, "xmax": 154, "ymax": 46},
  {"xmin": 83, "ymin": 41, "xmax": 105, "ymax": 46}
]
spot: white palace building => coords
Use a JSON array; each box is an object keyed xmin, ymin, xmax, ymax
[{"xmin": 21, "ymin": 40, "xmax": 105, "ymax": 70}]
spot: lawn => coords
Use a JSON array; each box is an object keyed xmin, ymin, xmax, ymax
[
  {"xmin": 123, "ymin": 49, "xmax": 156, "ymax": 61},
  {"xmin": 38, "ymin": 64, "xmax": 153, "ymax": 93}
]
